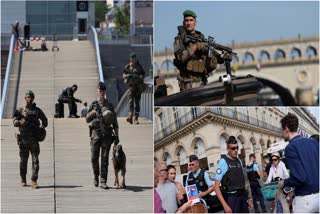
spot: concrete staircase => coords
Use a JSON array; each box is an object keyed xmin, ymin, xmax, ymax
[
  {"xmin": 4, "ymin": 40, "xmax": 99, "ymax": 118},
  {"xmin": 1, "ymin": 40, "xmax": 153, "ymax": 212}
]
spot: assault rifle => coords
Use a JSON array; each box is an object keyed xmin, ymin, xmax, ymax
[
  {"xmin": 92, "ymin": 101, "xmax": 105, "ymax": 138},
  {"xmin": 183, "ymin": 31, "xmax": 256, "ymax": 105}
]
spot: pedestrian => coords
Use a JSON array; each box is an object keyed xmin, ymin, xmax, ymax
[
  {"xmin": 24, "ymin": 21, "xmax": 31, "ymax": 49},
  {"xmin": 264, "ymin": 152, "xmax": 289, "ymax": 184},
  {"xmin": 123, "ymin": 52, "xmax": 145, "ymax": 124},
  {"xmin": 246, "ymin": 154, "xmax": 267, "ymax": 213},
  {"xmin": 154, "ymin": 158, "xmax": 192, "ymax": 213},
  {"xmin": 173, "ymin": 10, "xmax": 230, "ymax": 91},
  {"xmin": 86, "ymin": 82, "xmax": 119, "ymax": 189},
  {"xmin": 58, "ymin": 84, "xmax": 81, "ymax": 118},
  {"xmin": 12, "ymin": 20, "xmax": 20, "ymax": 50},
  {"xmin": 81, "ymin": 102, "xmax": 88, "ymax": 117},
  {"xmin": 214, "ymin": 136, "xmax": 253, "ymax": 213},
  {"xmin": 156, "ymin": 162, "xmax": 183, "ymax": 213},
  {"xmin": 13, "ymin": 90, "xmax": 48, "ymax": 189},
  {"xmin": 186, "ymin": 155, "xmax": 216, "ymax": 212},
  {"xmin": 278, "ymin": 113, "xmax": 319, "ymax": 213},
  {"xmin": 263, "ymin": 155, "xmax": 272, "ymax": 178},
  {"xmin": 167, "ymin": 165, "xmax": 186, "ymax": 205}
]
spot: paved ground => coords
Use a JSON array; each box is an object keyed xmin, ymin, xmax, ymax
[{"xmin": 1, "ymin": 117, "xmax": 153, "ymax": 213}]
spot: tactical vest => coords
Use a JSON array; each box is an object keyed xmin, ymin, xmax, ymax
[
  {"xmin": 187, "ymin": 169, "xmax": 208, "ymax": 193},
  {"xmin": 221, "ymin": 157, "xmax": 245, "ymax": 192},
  {"xmin": 187, "ymin": 169, "xmax": 215, "ymax": 207},
  {"xmin": 246, "ymin": 163, "xmax": 259, "ymax": 184}
]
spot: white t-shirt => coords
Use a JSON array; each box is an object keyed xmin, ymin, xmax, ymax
[
  {"xmin": 267, "ymin": 161, "xmax": 289, "ymax": 182},
  {"xmin": 156, "ymin": 180, "xmax": 178, "ymax": 213}
]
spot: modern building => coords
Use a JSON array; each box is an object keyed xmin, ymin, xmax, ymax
[
  {"xmin": 154, "ymin": 107, "xmax": 319, "ymax": 176},
  {"xmin": 1, "ymin": 1, "xmax": 95, "ymax": 38}
]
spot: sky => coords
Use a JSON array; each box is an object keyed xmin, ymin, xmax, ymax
[
  {"xmin": 154, "ymin": 1, "xmax": 319, "ymax": 51},
  {"xmin": 307, "ymin": 107, "xmax": 320, "ymax": 124}
]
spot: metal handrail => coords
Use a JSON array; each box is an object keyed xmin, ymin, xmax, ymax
[
  {"xmin": 88, "ymin": 26, "xmax": 104, "ymax": 83},
  {"xmin": 0, "ymin": 35, "xmax": 15, "ymax": 119}
]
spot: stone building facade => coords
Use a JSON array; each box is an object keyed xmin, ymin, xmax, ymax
[{"xmin": 154, "ymin": 107, "xmax": 319, "ymax": 176}]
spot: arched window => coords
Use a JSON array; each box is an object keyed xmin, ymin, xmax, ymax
[
  {"xmin": 259, "ymin": 50, "xmax": 271, "ymax": 61},
  {"xmin": 274, "ymin": 49, "xmax": 286, "ymax": 60},
  {"xmin": 160, "ymin": 60, "xmax": 175, "ymax": 72},
  {"xmin": 163, "ymin": 152, "xmax": 172, "ymax": 165},
  {"xmin": 290, "ymin": 47, "xmax": 301, "ymax": 59},
  {"xmin": 306, "ymin": 46, "xmax": 317, "ymax": 57},
  {"xmin": 220, "ymin": 134, "xmax": 228, "ymax": 156},
  {"xmin": 243, "ymin": 52, "xmax": 255, "ymax": 63},
  {"xmin": 194, "ymin": 138, "xmax": 206, "ymax": 159},
  {"xmin": 177, "ymin": 146, "xmax": 187, "ymax": 165},
  {"xmin": 232, "ymin": 55, "xmax": 239, "ymax": 63}
]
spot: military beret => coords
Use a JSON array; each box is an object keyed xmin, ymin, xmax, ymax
[
  {"xmin": 189, "ymin": 155, "xmax": 199, "ymax": 162},
  {"xmin": 98, "ymin": 82, "xmax": 106, "ymax": 90},
  {"xmin": 183, "ymin": 10, "xmax": 197, "ymax": 19},
  {"xmin": 25, "ymin": 90, "xmax": 35, "ymax": 98},
  {"xmin": 129, "ymin": 51, "xmax": 137, "ymax": 58}
]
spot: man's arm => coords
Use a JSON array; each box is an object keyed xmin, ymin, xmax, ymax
[
  {"xmin": 38, "ymin": 108, "xmax": 48, "ymax": 128},
  {"xmin": 199, "ymin": 171, "xmax": 214, "ymax": 198},
  {"xmin": 86, "ymin": 102, "xmax": 96, "ymax": 123},
  {"xmin": 284, "ymin": 145, "xmax": 306, "ymax": 187},
  {"xmin": 214, "ymin": 180, "xmax": 232, "ymax": 213}
]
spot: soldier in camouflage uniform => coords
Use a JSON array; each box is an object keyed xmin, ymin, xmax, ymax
[
  {"xmin": 174, "ymin": 10, "xmax": 230, "ymax": 91},
  {"xmin": 13, "ymin": 90, "xmax": 48, "ymax": 189},
  {"xmin": 86, "ymin": 82, "xmax": 119, "ymax": 189},
  {"xmin": 123, "ymin": 52, "xmax": 145, "ymax": 124}
]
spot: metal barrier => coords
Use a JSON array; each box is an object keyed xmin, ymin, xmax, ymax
[
  {"xmin": 88, "ymin": 26, "xmax": 104, "ymax": 83},
  {"xmin": 116, "ymin": 82, "xmax": 153, "ymax": 121},
  {"xmin": 1, "ymin": 35, "xmax": 15, "ymax": 119}
]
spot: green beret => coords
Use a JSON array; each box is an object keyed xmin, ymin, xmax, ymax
[
  {"xmin": 129, "ymin": 51, "xmax": 136, "ymax": 58},
  {"xmin": 183, "ymin": 10, "xmax": 197, "ymax": 19},
  {"xmin": 26, "ymin": 90, "xmax": 35, "ymax": 98}
]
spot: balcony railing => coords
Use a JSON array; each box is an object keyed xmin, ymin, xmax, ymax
[{"xmin": 154, "ymin": 107, "xmax": 282, "ymax": 143}]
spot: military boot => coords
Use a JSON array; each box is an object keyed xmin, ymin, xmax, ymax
[
  {"xmin": 134, "ymin": 116, "xmax": 139, "ymax": 124},
  {"xmin": 31, "ymin": 180, "xmax": 38, "ymax": 189},
  {"xmin": 93, "ymin": 176, "xmax": 99, "ymax": 187},
  {"xmin": 100, "ymin": 178, "xmax": 108, "ymax": 189},
  {"xmin": 126, "ymin": 116, "xmax": 133, "ymax": 124},
  {"xmin": 21, "ymin": 177, "xmax": 27, "ymax": 187}
]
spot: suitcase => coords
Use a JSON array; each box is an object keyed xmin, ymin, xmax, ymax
[{"xmin": 55, "ymin": 102, "xmax": 64, "ymax": 118}]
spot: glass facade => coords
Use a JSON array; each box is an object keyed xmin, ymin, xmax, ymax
[{"xmin": 26, "ymin": 1, "xmax": 76, "ymax": 35}]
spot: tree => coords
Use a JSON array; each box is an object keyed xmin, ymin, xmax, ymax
[
  {"xmin": 95, "ymin": 1, "xmax": 110, "ymax": 27},
  {"xmin": 113, "ymin": 3, "xmax": 130, "ymax": 35}
]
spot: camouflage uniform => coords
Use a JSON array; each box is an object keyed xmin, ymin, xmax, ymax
[
  {"xmin": 86, "ymin": 99, "xmax": 119, "ymax": 187},
  {"xmin": 123, "ymin": 61, "xmax": 145, "ymax": 122},
  {"xmin": 58, "ymin": 85, "xmax": 80, "ymax": 117},
  {"xmin": 13, "ymin": 103, "xmax": 48, "ymax": 184},
  {"xmin": 174, "ymin": 10, "xmax": 224, "ymax": 92}
]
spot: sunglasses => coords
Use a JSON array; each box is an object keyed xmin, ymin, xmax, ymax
[
  {"xmin": 228, "ymin": 146, "xmax": 239, "ymax": 151},
  {"xmin": 272, "ymin": 159, "xmax": 278, "ymax": 162}
]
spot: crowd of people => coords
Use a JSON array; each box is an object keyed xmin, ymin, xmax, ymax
[{"xmin": 154, "ymin": 113, "xmax": 319, "ymax": 213}]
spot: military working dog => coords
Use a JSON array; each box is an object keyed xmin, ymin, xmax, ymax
[{"xmin": 112, "ymin": 144, "xmax": 126, "ymax": 188}]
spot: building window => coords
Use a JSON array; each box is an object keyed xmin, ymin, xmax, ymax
[
  {"xmin": 192, "ymin": 107, "xmax": 198, "ymax": 119},
  {"xmin": 173, "ymin": 107, "xmax": 181, "ymax": 129}
]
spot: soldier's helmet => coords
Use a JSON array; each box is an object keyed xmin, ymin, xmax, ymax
[
  {"xmin": 37, "ymin": 127, "xmax": 46, "ymax": 142},
  {"xmin": 102, "ymin": 110, "xmax": 114, "ymax": 126}
]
